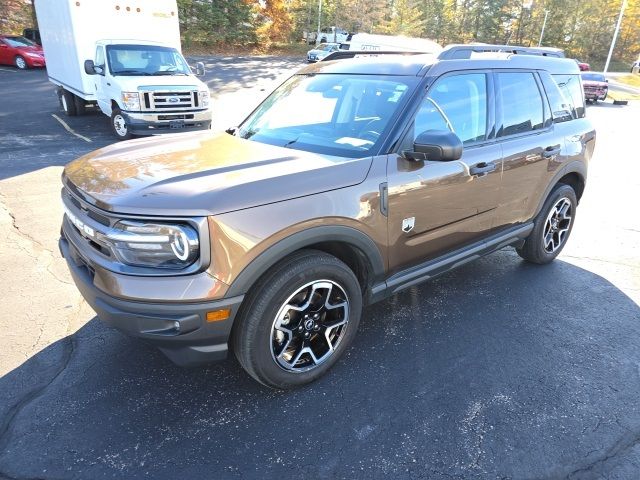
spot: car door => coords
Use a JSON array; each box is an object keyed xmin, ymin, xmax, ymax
[
  {"xmin": 0, "ymin": 38, "xmax": 11, "ymax": 65},
  {"xmin": 92, "ymin": 45, "xmax": 111, "ymax": 115},
  {"xmin": 387, "ymin": 71, "xmax": 502, "ymax": 275},
  {"xmin": 493, "ymin": 71, "xmax": 565, "ymax": 227}
]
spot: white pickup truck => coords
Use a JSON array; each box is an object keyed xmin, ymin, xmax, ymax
[{"xmin": 35, "ymin": 0, "xmax": 212, "ymax": 140}]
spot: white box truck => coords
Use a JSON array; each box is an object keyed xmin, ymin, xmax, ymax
[{"xmin": 34, "ymin": 0, "xmax": 212, "ymax": 140}]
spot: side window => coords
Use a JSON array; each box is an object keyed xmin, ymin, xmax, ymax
[
  {"xmin": 414, "ymin": 73, "xmax": 488, "ymax": 145},
  {"xmin": 95, "ymin": 46, "xmax": 105, "ymax": 68},
  {"xmin": 497, "ymin": 72, "xmax": 544, "ymax": 137},
  {"xmin": 539, "ymin": 71, "xmax": 574, "ymax": 123},
  {"xmin": 553, "ymin": 74, "xmax": 585, "ymax": 119}
]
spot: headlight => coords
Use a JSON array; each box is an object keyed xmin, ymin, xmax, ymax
[
  {"xmin": 121, "ymin": 92, "xmax": 140, "ymax": 111},
  {"xmin": 106, "ymin": 221, "xmax": 199, "ymax": 269},
  {"xmin": 198, "ymin": 90, "xmax": 210, "ymax": 108},
  {"xmin": 26, "ymin": 52, "xmax": 42, "ymax": 58}
]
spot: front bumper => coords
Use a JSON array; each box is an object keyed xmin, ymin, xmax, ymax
[
  {"xmin": 59, "ymin": 234, "xmax": 244, "ymax": 367},
  {"xmin": 122, "ymin": 109, "xmax": 212, "ymax": 136}
]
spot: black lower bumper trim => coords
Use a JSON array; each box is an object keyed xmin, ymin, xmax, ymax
[{"xmin": 59, "ymin": 236, "xmax": 244, "ymax": 366}]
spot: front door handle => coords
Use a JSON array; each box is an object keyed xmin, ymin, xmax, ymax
[
  {"xmin": 469, "ymin": 162, "xmax": 496, "ymax": 177},
  {"xmin": 543, "ymin": 144, "xmax": 561, "ymax": 158}
]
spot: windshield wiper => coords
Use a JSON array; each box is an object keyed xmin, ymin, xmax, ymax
[
  {"xmin": 152, "ymin": 71, "xmax": 188, "ymax": 76},
  {"xmin": 113, "ymin": 70, "xmax": 153, "ymax": 76}
]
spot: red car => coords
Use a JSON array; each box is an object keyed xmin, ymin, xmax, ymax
[
  {"xmin": 581, "ymin": 72, "xmax": 608, "ymax": 103},
  {"xmin": 576, "ymin": 60, "xmax": 590, "ymax": 71},
  {"xmin": 0, "ymin": 35, "xmax": 46, "ymax": 69}
]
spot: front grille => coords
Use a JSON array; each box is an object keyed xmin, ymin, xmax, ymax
[{"xmin": 142, "ymin": 90, "xmax": 198, "ymax": 111}]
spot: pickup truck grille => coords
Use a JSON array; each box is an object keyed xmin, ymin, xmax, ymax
[{"xmin": 142, "ymin": 91, "xmax": 199, "ymax": 111}]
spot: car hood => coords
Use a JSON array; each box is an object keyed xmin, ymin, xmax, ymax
[
  {"xmin": 583, "ymin": 80, "xmax": 607, "ymax": 87},
  {"xmin": 63, "ymin": 132, "xmax": 372, "ymax": 217},
  {"xmin": 109, "ymin": 74, "xmax": 207, "ymax": 91},
  {"xmin": 17, "ymin": 45, "xmax": 43, "ymax": 54}
]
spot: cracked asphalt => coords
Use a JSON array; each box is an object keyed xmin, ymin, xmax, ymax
[{"xmin": 0, "ymin": 59, "xmax": 639, "ymax": 480}]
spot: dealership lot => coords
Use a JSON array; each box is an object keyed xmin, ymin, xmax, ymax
[{"xmin": 0, "ymin": 60, "xmax": 639, "ymax": 479}]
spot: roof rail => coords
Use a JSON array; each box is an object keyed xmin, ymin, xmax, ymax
[
  {"xmin": 321, "ymin": 50, "xmax": 426, "ymax": 62},
  {"xmin": 438, "ymin": 44, "xmax": 565, "ymax": 60}
]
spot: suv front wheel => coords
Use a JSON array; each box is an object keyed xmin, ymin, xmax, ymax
[
  {"xmin": 232, "ymin": 250, "xmax": 362, "ymax": 389},
  {"xmin": 517, "ymin": 184, "xmax": 577, "ymax": 264}
]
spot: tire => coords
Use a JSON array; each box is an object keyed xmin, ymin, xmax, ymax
[
  {"xmin": 516, "ymin": 184, "xmax": 577, "ymax": 264},
  {"xmin": 60, "ymin": 90, "xmax": 78, "ymax": 116},
  {"xmin": 15, "ymin": 55, "xmax": 27, "ymax": 70},
  {"xmin": 232, "ymin": 250, "xmax": 362, "ymax": 389},
  {"xmin": 110, "ymin": 108, "xmax": 133, "ymax": 140},
  {"xmin": 73, "ymin": 95, "xmax": 86, "ymax": 115}
]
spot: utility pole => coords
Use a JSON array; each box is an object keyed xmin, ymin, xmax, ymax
[
  {"xmin": 538, "ymin": 9, "xmax": 549, "ymax": 47},
  {"xmin": 317, "ymin": 0, "xmax": 322, "ymax": 45},
  {"xmin": 604, "ymin": 0, "xmax": 627, "ymax": 73}
]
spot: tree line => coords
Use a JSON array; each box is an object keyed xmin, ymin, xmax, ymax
[
  {"xmin": 1, "ymin": 0, "xmax": 638, "ymax": 69},
  {"xmin": 177, "ymin": 0, "xmax": 639, "ymax": 69}
]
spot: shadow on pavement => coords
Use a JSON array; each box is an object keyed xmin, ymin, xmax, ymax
[{"xmin": 1, "ymin": 251, "xmax": 639, "ymax": 479}]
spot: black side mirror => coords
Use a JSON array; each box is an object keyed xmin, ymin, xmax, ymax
[
  {"xmin": 405, "ymin": 130, "xmax": 463, "ymax": 162},
  {"xmin": 84, "ymin": 59, "xmax": 96, "ymax": 75},
  {"xmin": 195, "ymin": 61, "xmax": 205, "ymax": 76}
]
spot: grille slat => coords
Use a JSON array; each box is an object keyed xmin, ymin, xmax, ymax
[{"xmin": 140, "ymin": 90, "xmax": 199, "ymax": 111}]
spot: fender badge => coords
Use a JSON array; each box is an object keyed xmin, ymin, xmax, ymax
[{"xmin": 402, "ymin": 217, "xmax": 415, "ymax": 233}]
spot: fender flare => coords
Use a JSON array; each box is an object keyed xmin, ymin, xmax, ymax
[
  {"xmin": 533, "ymin": 161, "xmax": 587, "ymax": 218},
  {"xmin": 225, "ymin": 225, "xmax": 386, "ymax": 298}
]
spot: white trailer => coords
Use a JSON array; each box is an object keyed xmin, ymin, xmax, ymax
[
  {"xmin": 35, "ymin": 0, "xmax": 211, "ymax": 140},
  {"xmin": 344, "ymin": 34, "xmax": 442, "ymax": 55}
]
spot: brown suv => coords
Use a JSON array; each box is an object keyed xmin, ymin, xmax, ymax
[{"xmin": 59, "ymin": 48, "xmax": 595, "ymax": 388}]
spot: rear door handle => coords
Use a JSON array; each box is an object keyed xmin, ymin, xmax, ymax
[
  {"xmin": 469, "ymin": 162, "xmax": 496, "ymax": 177},
  {"xmin": 543, "ymin": 145, "xmax": 561, "ymax": 158}
]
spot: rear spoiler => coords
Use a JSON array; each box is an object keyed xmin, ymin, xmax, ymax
[{"xmin": 322, "ymin": 50, "xmax": 428, "ymax": 62}]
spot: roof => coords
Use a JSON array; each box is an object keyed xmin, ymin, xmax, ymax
[{"xmin": 297, "ymin": 51, "xmax": 580, "ymax": 77}]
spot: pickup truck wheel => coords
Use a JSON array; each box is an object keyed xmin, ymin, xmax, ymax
[
  {"xmin": 60, "ymin": 90, "xmax": 78, "ymax": 116},
  {"xmin": 517, "ymin": 184, "xmax": 577, "ymax": 264},
  {"xmin": 111, "ymin": 109, "xmax": 133, "ymax": 140},
  {"xmin": 232, "ymin": 250, "xmax": 362, "ymax": 389},
  {"xmin": 15, "ymin": 55, "xmax": 27, "ymax": 70}
]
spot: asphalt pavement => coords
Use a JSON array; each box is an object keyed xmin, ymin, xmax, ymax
[{"xmin": 0, "ymin": 60, "xmax": 639, "ymax": 480}]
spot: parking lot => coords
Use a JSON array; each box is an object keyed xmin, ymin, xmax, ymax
[{"xmin": 0, "ymin": 59, "xmax": 639, "ymax": 479}]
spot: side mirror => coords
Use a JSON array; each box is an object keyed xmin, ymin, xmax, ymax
[
  {"xmin": 605, "ymin": 79, "xmax": 609, "ymax": 83},
  {"xmin": 84, "ymin": 59, "xmax": 96, "ymax": 75},
  {"xmin": 195, "ymin": 61, "xmax": 205, "ymax": 76},
  {"xmin": 405, "ymin": 130, "xmax": 463, "ymax": 162}
]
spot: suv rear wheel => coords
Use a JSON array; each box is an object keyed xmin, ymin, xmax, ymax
[
  {"xmin": 232, "ymin": 250, "xmax": 362, "ymax": 389},
  {"xmin": 517, "ymin": 184, "xmax": 577, "ymax": 264}
]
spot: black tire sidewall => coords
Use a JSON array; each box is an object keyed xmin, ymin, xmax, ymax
[
  {"xmin": 234, "ymin": 252, "xmax": 362, "ymax": 389},
  {"xmin": 520, "ymin": 184, "xmax": 577, "ymax": 264}
]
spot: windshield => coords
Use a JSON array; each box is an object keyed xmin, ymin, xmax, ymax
[
  {"xmin": 237, "ymin": 74, "xmax": 415, "ymax": 158},
  {"xmin": 581, "ymin": 73, "xmax": 606, "ymax": 82},
  {"xmin": 3, "ymin": 36, "xmax": 35, "ymax": 48},
  {"xmin": 106, "ymin": 45, "xmax": 191, "ymax": 76},
  {"xmin": 317, "ymin": 43, "xmax": 337, "ymax": 51}
]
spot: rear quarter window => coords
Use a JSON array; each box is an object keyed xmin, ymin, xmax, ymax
[
  {"xmin": 539, "ymin": 72, "xmax": 574, "ymax": 123},
  {"xmin": 553, "ymin": 74, "xmax": 585, "ymax": 119}
]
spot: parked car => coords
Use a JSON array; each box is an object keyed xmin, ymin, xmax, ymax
[
  {"xmin": 307, "ymin": 42, "xmax": 342, "ymax": 62},
  {"xmin": 575, "ymin": 60, "xmax": 590, "ymax": 71},
  {"xmin": 581, "ymin": 72, "xmax": 608, "ymax": 103},
  {"xmin": 22, "ymin": 28, "xmax": 41, "ymax": 45},
  {"xmin": 59, "ymin": 48, "xmax": 595, "ymax": 389},
  {"xmin": 0, "ymin": 35, "xmax": 45, "ymax": 69}
]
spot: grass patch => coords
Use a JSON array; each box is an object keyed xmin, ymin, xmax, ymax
[{"xmin": 614, "ymin": 74, "xmax": 640, "ymax": 89}]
